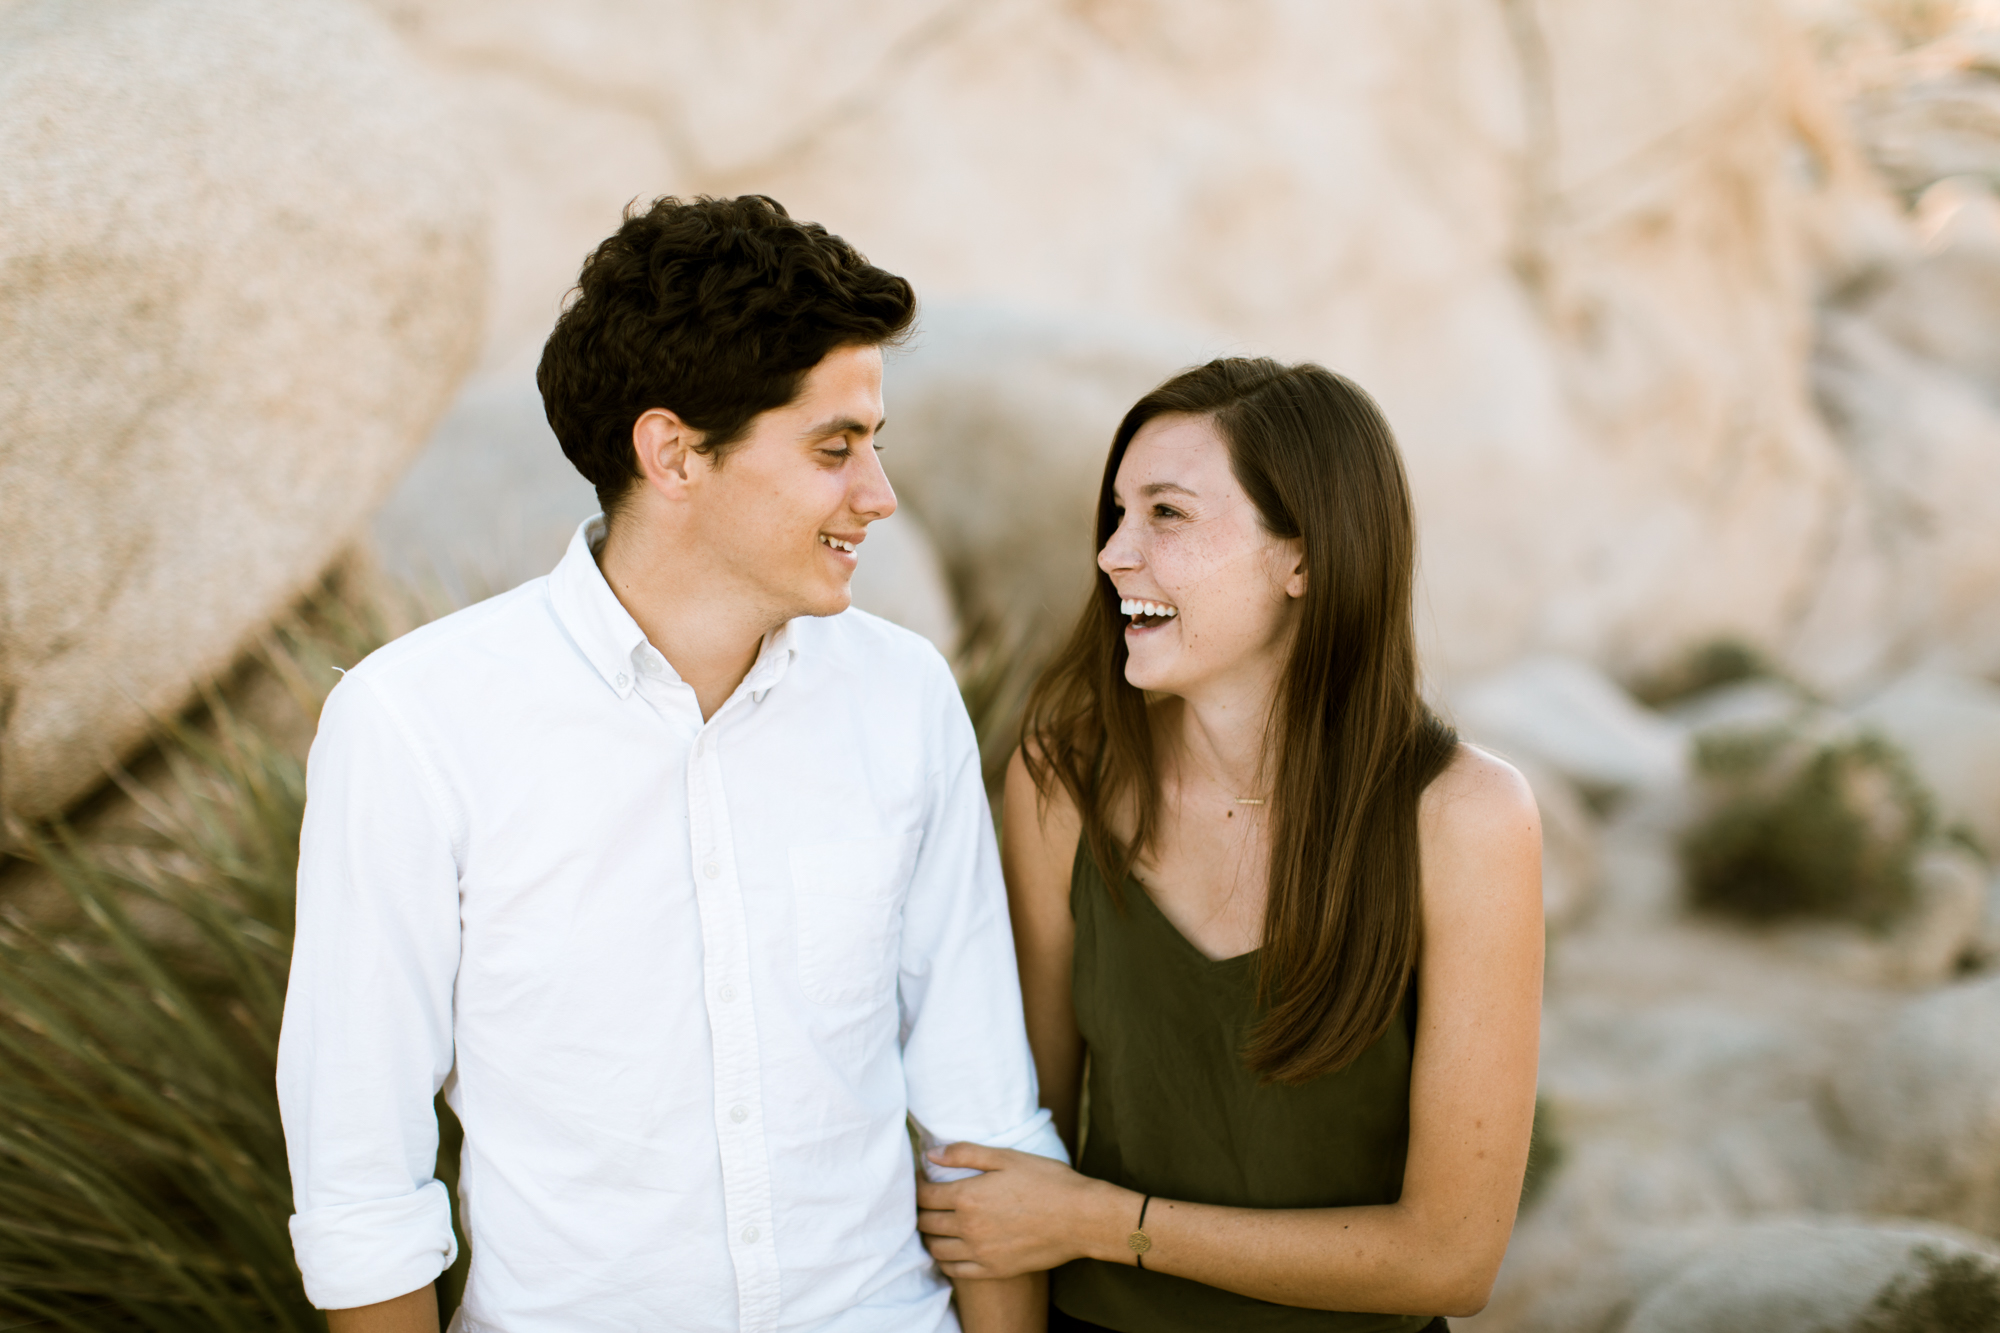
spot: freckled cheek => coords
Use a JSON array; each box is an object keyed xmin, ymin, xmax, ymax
[
  {"xmin": 1146, "ymin": 530, "xmax": 1230, "ymax": 597},
  {"xmin": 1170, "ymin": 540, "xmax": 1258, "ymax": 619}
]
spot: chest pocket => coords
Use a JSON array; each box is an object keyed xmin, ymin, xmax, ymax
[{"xmin": 788, "ymin": 832, "xmax": 921, "ymax": 1006}]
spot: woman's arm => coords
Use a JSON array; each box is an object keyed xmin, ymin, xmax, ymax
[
  {"xmin": 1000, "ymin": 744, "xmax": 1087, "ymax": 1151},
  {"xmin": 922, "ymin": 745, "xmax": 1543, "ymax": 1319}
]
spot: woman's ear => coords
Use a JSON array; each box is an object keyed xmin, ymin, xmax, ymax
[{"xmin": 1282, "ymin": 538, "xmax": 1307, "ymax": 599}]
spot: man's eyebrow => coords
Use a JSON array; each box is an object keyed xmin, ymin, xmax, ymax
[{"xmin": 800, "ymin": 415, "xmax": 886, "ymax": 440}]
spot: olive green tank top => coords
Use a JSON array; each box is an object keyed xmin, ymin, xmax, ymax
[{"xmin": 1051, "ymin": 837, "xmax": 1433, "ymax": 1333}]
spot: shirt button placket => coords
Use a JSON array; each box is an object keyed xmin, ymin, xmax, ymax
[{"xmin": 692, "ymin": 725, "xmax": 780, "ymax": 1332}]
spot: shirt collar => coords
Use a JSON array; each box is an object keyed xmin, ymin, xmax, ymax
[
  {"xmin": 744, "ymin": 619, "xmax": 797, "ymax": 703},
  {"xmin": 548, "ymin": 515, "xmax": 800, "ymax": 703}
]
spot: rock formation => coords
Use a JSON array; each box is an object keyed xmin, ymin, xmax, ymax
[
  {"xmin": 361, "ymin": 0, "xmax": 2000, "ymax": 698},
  {"xmin": 0, "ymin": 0, "xmax": 487, "ymax": 821},
  {"xmin": 1508, "ymin": 1218, "xmax": 2000, "ymax": 1333},
  {"xmin": 1833, "ymin": 974, "xmax": 2000, "ymax": 1239},
  {"xmin": 1855, "ymin": 669, "xmax": 2000, "ymax": 853},
  {"xmin": 7, "ymin": 1, "xmax": 2000, "ymax": 1326},
  {"xmin": 1451, "ymin": 654, "xmax": 2000, "ymax": 1329}
]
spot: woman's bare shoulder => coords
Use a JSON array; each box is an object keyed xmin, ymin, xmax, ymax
[
  {"xmin": 1006, "ymin": 737, "xmax": 1085, "ymax": 830},
  {"xmin": 1417, "ymin": 742, "xmax": 1543, "ymax": 911},
  {"xmin": 1003, "ymin": 741, "xmax": 1085, "ymax": 907},
  {"xmin": 1421, "ymin": 741, "xmax": 1537, "ymax": 830}
]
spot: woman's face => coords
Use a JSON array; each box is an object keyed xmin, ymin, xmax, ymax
[{"xmin": 1098, "ymin": 413, "xmax": 1305, "ymax": 700}]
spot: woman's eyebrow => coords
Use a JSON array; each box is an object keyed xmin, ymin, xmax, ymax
[{"xmin": 1139, "ymin": 481, "xmax": 1198, "ymax": 499}]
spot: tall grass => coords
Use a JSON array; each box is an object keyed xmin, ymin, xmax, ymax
[
  {"xmin": 2, "ymin": 717, "xmax": 316, "ymax": 1329},
  {"xmin": 0, "ymin": 591, "xmax": 1026, "ymax": 1328},
  {"xmin": 0, "ymin": 597, "xmax": 482, "ymax": 1329}
]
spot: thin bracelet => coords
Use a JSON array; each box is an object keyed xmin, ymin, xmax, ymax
[{"xmin": 1126, "ymin": 1194, "xmax": 1153, "ymax": 1269}]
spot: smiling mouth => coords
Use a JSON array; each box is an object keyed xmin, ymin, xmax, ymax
[
  {"xmin": 1120, "ymin": 597, "xmax": 1178, "ymax": 628},
  {"xmin": 819, "ymin": 534, "xmax": 857, "ymax": 554}
]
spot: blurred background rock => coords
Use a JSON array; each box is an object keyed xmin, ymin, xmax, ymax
[{"xmin": 6, "ymin": 0, "xmax": 2000, "ymax": 1327}]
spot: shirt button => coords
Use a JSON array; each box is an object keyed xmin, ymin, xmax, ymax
[
  {"xmin": 729, "ymin": 1104, "xmax": 748, "ymax": 1124},
  {"xmin": 703, "ymin": 862, "xmax": 720, "ymax": 880},
  {"xmin": 718, "ymin": 984, "xmax": 737, "ymax": 1003},
  {"xmin": 615, "ymin": 673, "xmax": 628, "ymax": 689},
  {"xmin": 741, "ymin": 1226, "xmax": 760, "ymax": 1244}
]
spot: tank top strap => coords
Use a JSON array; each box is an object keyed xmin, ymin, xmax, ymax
[{"xmin": 1067, "ymin": 831, "xmax": 1097, "ymax": 920}]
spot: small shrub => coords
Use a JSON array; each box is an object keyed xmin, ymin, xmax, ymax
[
  {"xmin": 1852, "ymin": 1244, "xmax": 2000, "ymax": 1333},
  {"xmin": 1633, "ymin": 638, "xmax": 1782, "ymax": 709},
  {"xmin": 1682, "ymin": 727, "xmax": 1934, "ymax": 930}
]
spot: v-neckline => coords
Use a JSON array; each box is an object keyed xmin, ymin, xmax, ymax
[{"xmin": 1121, "ymin": 869, "xmax": 1260, "ymax": 969}]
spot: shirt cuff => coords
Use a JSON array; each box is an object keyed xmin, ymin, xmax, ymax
[
  {"xmin": 918, "ymin": 1106, "xmax": 1070, "ymax": 1182},
  {"xmin": 289, "ymin": 1178, "xmax": 457, "ymax": 1310}
]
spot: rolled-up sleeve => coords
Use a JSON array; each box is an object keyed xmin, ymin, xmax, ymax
[
  {"xmin": 898, "ymin": 660, "xmax": 1069, "ymax": 1181},
  {"xmin": 277, "ymin": 673, "xmax": 462, "ymax": 1309}
]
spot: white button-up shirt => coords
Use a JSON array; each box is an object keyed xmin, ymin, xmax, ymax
[{"xmin": 277, "ymin": 517, "xmax": 1064, "ymax": 1331}]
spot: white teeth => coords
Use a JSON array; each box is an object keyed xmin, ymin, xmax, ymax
[
  {"xmin": 821, "ymin": 535, "xmax": 855, "ymax": 553},
  {"xmin": 1119, "ymin": 598, "xmax": 1177, "ymax": 619}
]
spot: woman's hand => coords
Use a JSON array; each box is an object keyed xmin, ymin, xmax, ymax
[{"xmin": 916, "ymin": 1143, "xmax": 1132, "ymax": 1280}]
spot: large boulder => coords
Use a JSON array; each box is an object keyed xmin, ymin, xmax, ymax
[
  {"xmin": 1980, "ymin": 868, "xmax": 2000, "ymax": 969},
  {"xmin": 371, "ymin": 367, "xmax": 601, "ymax": 608},
  {"xmin": 1845, "ymin": 27, "xmax": 2000, "ymax": 198},
  {"xmin": 1450, "ymin": 656, "xmax": 1689, "ymax": 800},
  {"xmin": 356, "ymin": 0, "xmax": 2000, "ymax": 693},
  {"xmin": 1830, "ymin": 975, "xmax": 2000, "ymax": 1238},
  {"xmin": 1860, "ymin": 180, "xmax": 2000, "ymax": 398},
  {"xmin": 1807, "ymin": 314, "xmax": 2000, "ymax": 686},
  {"xmin": 1854, "ymin": 669, "xmax": 2000, "ymax": 854},
  {"xmin": 1503, "ymin": 1218, "xmax": 2000, "ymax": 1333},
  {"xmin": 0, "ymin": 0, "xmax": 486, "ymax": 821}
]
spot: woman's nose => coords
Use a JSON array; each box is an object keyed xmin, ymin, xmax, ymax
[{"xmin": 1098, "ymin": 519, "xmax": 1141, "ymax": 574}]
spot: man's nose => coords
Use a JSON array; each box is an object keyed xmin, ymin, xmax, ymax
[{"xmin": 854, "ymin": 443, "xmax": 898, "ymax": 521}]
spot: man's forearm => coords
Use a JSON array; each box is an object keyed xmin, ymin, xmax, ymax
[
  {"xmin": 326, "ymin": 1284, "xmax": 439, "ymax": 1333},
  {"xmin": 952, "ymin": 1271, "xmax": 1047, "ymax": 1333}
]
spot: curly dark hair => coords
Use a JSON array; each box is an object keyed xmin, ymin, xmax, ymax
[{"xmin": 537, "ymin": 194, "xmax": 917, "ymax": 517}]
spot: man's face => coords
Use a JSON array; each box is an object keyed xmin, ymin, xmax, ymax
[{"xmin": 684, "ymin": 343, "xmax": 895, "ymax": 622}]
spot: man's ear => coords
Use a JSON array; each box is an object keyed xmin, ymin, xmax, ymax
[{"xmin": 631, "ymin": 408, "xmax": 699, "ymax": 499}]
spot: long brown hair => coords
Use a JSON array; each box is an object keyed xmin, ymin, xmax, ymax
[{"xmin": 1021, "ymin": 357, "xmax": 1458, "ymax": 1084}]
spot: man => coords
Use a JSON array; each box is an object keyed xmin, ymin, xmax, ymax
[{"xmin": 277, "ymin": 195, "xmax": 1063, "ymax": 1333}]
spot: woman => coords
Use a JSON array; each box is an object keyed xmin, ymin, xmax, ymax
[{"xmin": 916, "ymin": 359, "xmax": 1543, "ymax": 1332}]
